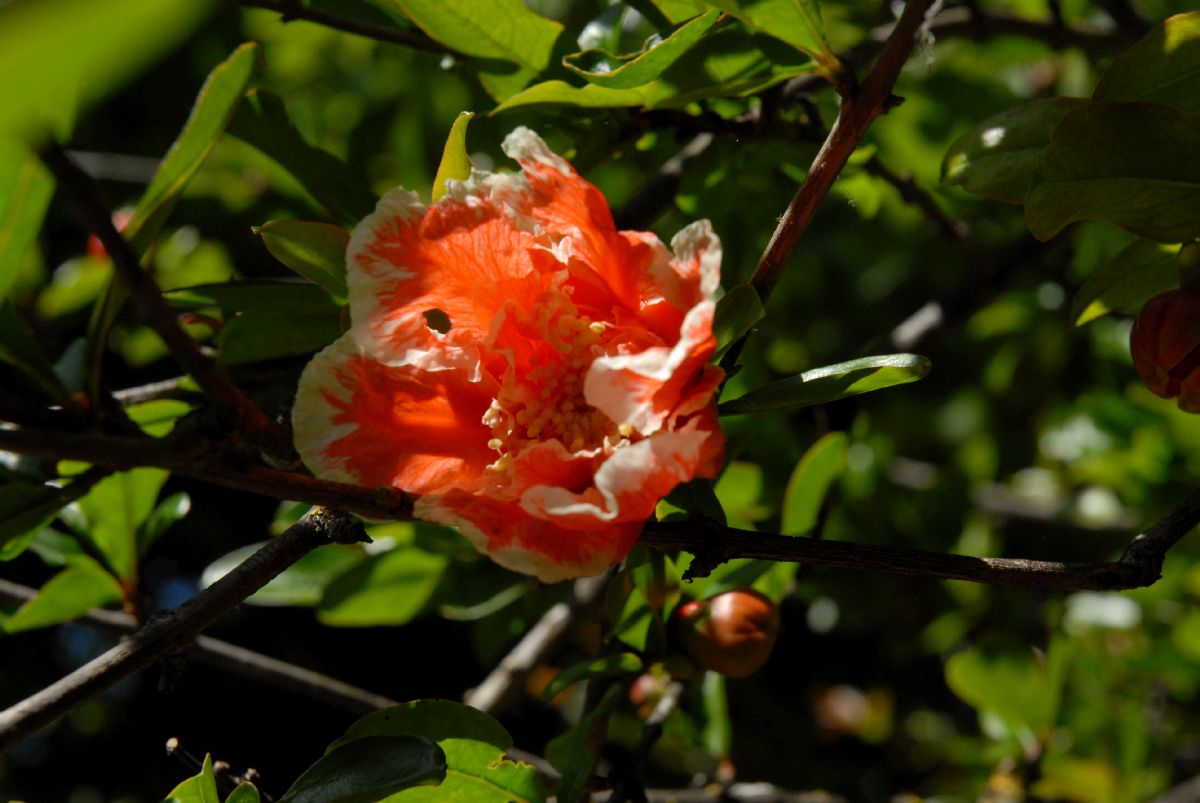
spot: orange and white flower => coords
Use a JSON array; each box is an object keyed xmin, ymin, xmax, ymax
[{"xmin": 292, "ymin": 128, "xmax": 724, "ymax": 582}]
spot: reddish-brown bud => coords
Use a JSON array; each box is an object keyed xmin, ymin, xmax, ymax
[
  {"xmin": 673, "ymin": 590, "xmax": 779, "ymax": 678},
  {"xmin": 1130, "ymin": 288, "xmax": 1200, "ymax": 412}
]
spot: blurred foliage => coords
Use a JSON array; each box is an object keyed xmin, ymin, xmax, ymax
[{"xmin": 3, "ymin": 1, "xmax": 1200, "ymax": 802}]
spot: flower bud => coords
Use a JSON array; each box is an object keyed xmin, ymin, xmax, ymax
[
  {"xmin": 1130, "ymin": 288, "xmax": 1200, "ymax": 412},
  {"xmin": 674, "ymin": 590, "xmax": 779, "ymax": 678}
]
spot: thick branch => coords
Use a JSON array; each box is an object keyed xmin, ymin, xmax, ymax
[
  {"xmin": 37, "ymin": 145, "xmax": 291, "ymax": 457},
  {"xmin": 0, "ymin": 507, "xmax": 364, "ymax": 754},
  {"xmin": 749, "ymin": 0, "xmax": 938, "ymax": 303},
  {"xmin": 239, "ymin": 0, "xmax": 449, "ymax": 54}
]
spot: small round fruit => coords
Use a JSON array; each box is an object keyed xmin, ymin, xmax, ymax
[
  {"xmin": 1130, "ymin": 288, "xmax": 1200, "ymax": 412},
  {"xmin": 674, "ymin": 590, "xmax": 780, "ymax": 678}
]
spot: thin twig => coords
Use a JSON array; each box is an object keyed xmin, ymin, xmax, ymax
[
  {"xmin": 238, "ymin": 0, "xmax": 450, "ymax": 54},
  {"xmin": 464, "ymin": 572, "xmax": 612, "ymax": 718},
  {"xmin": 37, "ymin": 145, "xmax": 292, "ymax": 458},
  {"xmin": 615, "ymin": 134, "xmax": 715, "ymax": 231},
  {"xmin": 0, "ymin": 507, "xmax": 365, "ymax": 754},
  {"xmin": 749, "ymin": 0, "xmax": 939, "ymax": 304},
  {"xmin": 861, "ymin": 153, "xmax": 968, "ymax": 244}
]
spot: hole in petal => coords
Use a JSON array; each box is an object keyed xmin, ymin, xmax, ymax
[{"xmin": 424, "ymin": 308, "xmax": 452, "ymax": 334}]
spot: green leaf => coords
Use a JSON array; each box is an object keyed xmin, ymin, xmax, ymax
[
  {"xmin": 166, "ymin": 281, "xmax": 341, "ymax": 315},
  {"xmin": 1025, "ymin": 102, "xmax": 1200, "ymax": 243},
  {"xmin": 224, "ymin": 784, "xmax": 261, "ymax": 803},
  {"xmin": 0, "ymin": 298, "xmax": 69, "ymax": 402},
  {"xmin": 0, "ymin": 481, "xmax": 91, "ymax": 562},
  {"xmin": 700, "ymin": 671, "xmax": 731, "ymax": 757},
  {"xmin": 1072, "ymin": 239, "xmax": 1181, "ymax": 325},
  {"xmin": 124, "ymin": 42, "xmax": 260, "ymax": 256},
  {"xmin": 432, "ymin": 112, "xmax": 474, "ymax": 203},
  {"xmin": 0, "ymin": 141, "xmax": 53, "ymax": 302},
  {"xmin": 0, "ymin": 0, "xmax": 215, "ymax": 144},
  {"xmin": 139, "ymin": 492, "xmax": 190, "ymax": 557},
  {"xmin": 125, "ymin": 399, "xmax": 195, "ymax": 437},
  {"xmin": 278, "ymin": 736, "xmax": 446, "ymax": 803},
  {"xmin": 545, "ymin": 687, "xmax": 618, "ymax": 803},
  {"xmin": 719, "ymin": 354, "xmax": 931, "ymax": 415},
  {"xmin": 3, "ymin": 555, "xmax": 123, "ymax": 633},
  {"xmin": 941, "ymin": 97, "xmax": 1089, "ymax": 204},
  {"xmin": 702, "ymin": 0, "xmax": 830, "ymax": 60},
  {"xmin": 713, "ymin": 283, "xmax": 764, "ymax": 356},
  {"xmin": 494, "ymin": 80, "xmax": 647, "ymax": 111},
  {"xmin": 217, "ymin": 312, "xmax": 342, "ymax": 366},
  {"xmin": 71, "ymin": 468, "xmax": 169, "ymax": 581},
  {"xmin": 165, "ymin": 754, "xmax": 221, "ymax": 803},
  {"xmin": 256, "ymin": 221, "xmax": 350, "ymax": 299},
  {"xmin": 202, "ymin": 542, "xmax": 364, "ymax": 607},
  {"xmin": 541, "ymin": 653, "xmax": 644, "ymax": 701},
  {"xmin": 944, "ymin": 639, "xmax": 1070, "ymax": 743},
  {"xmin": 318, "ymin": 547, "xmax": 448, "ymax": 626},
  {"xmin": 780, "ymin": 431, "xmax": 847, "ymax": 535},
  {"xmin": 563, "ymin": 10, "xmax": 721, "ymax": 90},
  {"xmin": 332, "ymin": 700, "xmax": 545, "ymax": 803},
  {"xmin": 377, "ymin": 0, "xmax": 564, "ymax": 100},
  {"xmin": 609, "ymin": 585, "xmax": 655, "ymax": 652},
  {"xmin": 227, "ymin": 90, "xmax": 378, "ymax": 226},
  {"xmin": 1094, "ymin": 11, "xmax": 1200, "ymax": 114}
]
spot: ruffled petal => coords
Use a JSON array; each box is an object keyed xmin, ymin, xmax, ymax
[{"xmin": 293, "ymin": 335, "xmax": 497, "ymax": 493}]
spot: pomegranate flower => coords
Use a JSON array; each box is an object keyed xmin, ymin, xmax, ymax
[{"xmin": 292, "ymin": 128, "xmax": 724, "ymax": 582}]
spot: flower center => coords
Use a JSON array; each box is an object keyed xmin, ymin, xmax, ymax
[{"xmin": 484, "ymin": 310, "xmax": 631, "ymax": 460}]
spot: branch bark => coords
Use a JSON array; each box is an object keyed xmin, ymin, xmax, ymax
[{"xmin": 0, "ymin": 507, "xmax": 365, "ymax": 754}]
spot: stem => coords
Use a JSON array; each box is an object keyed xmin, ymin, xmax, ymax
[{"xmin": 238, "ymin": 0, "xmax": 449, "ymax": 54}]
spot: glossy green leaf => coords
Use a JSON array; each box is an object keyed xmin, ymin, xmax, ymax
[
  {"xmin": 332, "ymin": 700, "xmax": 544, "ymax": 803},
  {"xmin": 702, "ymin": 0, "xmax": 830, "ymax": 60},
  {"xmin": 541, "ymin": 653, "xmax": 644, "ymax": 701},
  {"xmin": 279, "ymin": 736, "xmax": 446, "ymax": 803},
  {"xmin": 494, "ymin": 80, "xmax": 647, "ymax": 111},
  {"xmin": 3, "ymin": 555, "xmax": 122, "ymax": 633},
  {"xmin": 0, "ymin": 298, "xmax": 69, "ymax": 402},
  {"xmin": 165, "ymin": 754, "xmax": 221, "ymax": 803},
  {"xmin": 781, "ymin": 431, "xmax": 847, "ymax": 535},
  {"xmin": 228, "ymin": 90, "xmax": 378, "ymax": 225},
  {"xmin": 432, "ymin": 111, "xmax": 474, "ymax": 202},
  {"xmin": 71, "ymin": 468, "xmax": 169, "ymax": 581},
  {"xmin": 318, "ymin": 547, "xmax": 448, "ymax": 626},
  {"xmin": 0, "ymin": 0, "xmax": 214, "ymax": 144},
  {"xmin": 719, "ymin": 354, "xmax": 931, "ymax": 415},
  {"xmin": 124, "ymin": 43, "xmax": 260, "ymax": 256},
  {"xmin": 1072, "ymin": 239, "xmax": 1181, "ymax": 325},
  {"xmin": 202, "ymin": 542, "xmax": 364, "ymax": 607},
  {"xmin": 563, "ymin": 10, "xmax": 720, "ymax": 89},
  {"xmin": 1094, "ymin": 12, "xmax": 1200, "ymax": 114},
  {"xmin": 217, "ymin": 311, "xmax": 342, "ymax": 366},
  {"xmin": 0, "ymin": 142, "xmax": 53, "ymax": 302},
  {"xmin": 166, "ymin": 281, "xmax": 341, "ymax": 315},
  {"xmin": 139, "ymin": 492, "xmax": 191, "ymax": 557},
  {"xmin": 713, "ymin": 283, "xmax": 764, "ymax": 356},
  {"xmin": 256, "ymin": 221, "xmax": 350, "ymax": 299},
  {"xmin": 1025, "ymin": 102, "xmax": 1200, "ymax": 243},
  {"xmin": 941, "ymin": 97, "xmax": 1089, "ymax": 204},
  {"xmin": 0, "ymin": 478, "xmax": 99, "ymax": 562},
  {"xmin": 378, "ymin": 0, "xmax": 564, "ymax": 100},
  {"xmin": 224, "ymin": 784, "xmax": 261, "ymax": 803}
]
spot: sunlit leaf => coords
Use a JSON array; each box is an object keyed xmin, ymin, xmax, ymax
[
  {"xmin": 432, "ymin": 111, "xmax": 474, "ymax": 202},
  {"xmin": 1072, "ymin": 239, "xmax": 1180, "ymax": 325},
  {"xmin": 941, "ymin": 97, "xmax": 1089, "ymax": 204},
  {"xmin": 202, "ymin": 542, "xmax": 364, "ymax": 607},
  {"xmin": 702, "ymin": 0, "xmax": 830, "ymax": 61},
  {"xmin": 563, "ymin": 10, "xmax": 721, "ymax": 89},
  {"xmin": 2, "ymin": 555, "xmax": 122, "ymax": 633},
  {"xmin": 719, "ymin": 354, "xmax": 931, "ymax": 415},
  {"xmin": 278, "ymin": 736, "xmax": 446, "ymax": 803},
  {"xmin": 139, "ymin": 492, "xmax": 191, "ymax": 557},
  {"xmin": 224, "ymin": 784, "xmax": 261, "ymax": 803},
  {"xmin": 165, "ymin": 753, "xmax": 221, "ymax": 803},
  {"xmin": 1094, "ymin": 11, "xmax": 1200, "ymax": 114},
  {"xmin": 70, "ymin": 468, "xmax": 169, "ymax": 581},
  {"xmin": 256, "ymin": 221, "xmax": 350, "ymax": 299},
  {"xmin": 318, "ymin": 547, "xmax": 448, "ymax": 626},
  {"xmin": 781, "ymin": 431, "xmax": 847, "ymax": 535},
  {"xmin": 1025, "ymin": 102, "xmax": 1200, "ymax": 243}
]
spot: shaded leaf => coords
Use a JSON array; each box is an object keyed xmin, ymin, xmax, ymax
[
  {"xmin": 224, "ymin": 784, "xmax": 261, "ymax": 803},
  {"xmin": 165, "ymin": 753, "xmax": 221, "ymax": 803},
  {"xmin": 945, "ymin": 638, "xmax": 1071, "ymax": 743},
  {"xmin": 3, "ymin": 555, "xmax": 122, "ymax": 633},
  {"xmin": 781, "ymin": 431, "xmax": 847, "ymax": 535},
  {"xmin": 217, "ymin": 312, "xmax": 342, "ymax": 366},
  {"xmin": 318, "ymin": 547, "xmax": 448, "ymax": 626},
  {"xmin": 609, "ymin": 585, "xmax": 655, "ymax": 652},
  {"xmin": 720, "ymin": 354, "xmax": 931, "ymax": 415},
  {"xmin": 1025, "ymin": 102, "xmax": 1200, "ymax": 243},
  {"xmin": 139, "ymin": 492, "xmax": 191, "ymax": 557},
  {"xmin": 563, "ymin": 10, "xmax": 721, "ymax": 89},
  {"xmin": 713, "ymin": 283, "xmax": 764, "ymax": 356},
  {"xmin": 202, "ymin": 542, "xmax": 364, "ymax": 607},
  {"xmin": 338, "ymin": 700, "xmax": 512, "ymax": 749},
  {"xmin": 166, "ymin": 281, "xmax": 341, "ymax": 315},
  {"xmin": 541, "ymin": 653, "xmax": 644, "ymax": 701},
  {"xmin": 546, "ymin": 687, "xmax": 619, "ymax": 803},
  {"xmin": 123, "ymin": 42, "xmax": 260, "ymax": 256},
  {"xmin": 278, "ymin": 736, "xmax": 446, "ymax": 803},
  {"xmin": 432, "ymin": 111, "xmax": 474, "ymax": 202},
  {"xmin": 228, "ymin": 90, "xmax": 377, "ymax": 225},
  {"xmin": 0, "ymin": 477, "xmax": 101, "ymax": 561},
  {"xmin": 0, "ymin": 298, "xmax": 69, "ymax": 402},
  {"xmin": 941, "ymin": 97, "xmax": 1089, "ymax": 204},
  {"xmin": 0, "ymin": 142, "xmax": 53, "ymax": 302},
  {"xmin": 256, "ymin": 221, "xmax": 350, "ymax": 299},
  {"xmin": 1094, "ymin": 11, "xmax": 1200, "ymax": 114},
  {"xmin": 1072, "ymin": 239, "xmax": 1180, "ymax": 325}
]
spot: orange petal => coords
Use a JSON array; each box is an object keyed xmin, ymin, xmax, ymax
[{"xmin": 293, "ymin": 336, "xmax": 497, "ymax": 493}]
